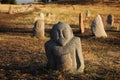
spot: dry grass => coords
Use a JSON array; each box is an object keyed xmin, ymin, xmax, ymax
[
  {"xmin": 0, "ymin": 3, "xmax": 119, "ymax": 26},
  {"xmin": 0, "ymin": 3, "xmax": 120, "ymax": 80},
  {"xmin": 0, "ymin": 30, "xmax": 119, "ymax": 80}
]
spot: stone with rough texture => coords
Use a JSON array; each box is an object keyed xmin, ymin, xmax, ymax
[
  {"xmin": 45, "ymin": 22, "xmax": 84, "ymax": 74},
  {"xmin": 33, "ymin": 13, "xmax": 44, "ymax": 38},
  {"xmin": 107, "ymin": 14, "xmax": 114, "ymax": 27},
  {"xmin": 91, "ymin": 15, "xmax": 107, "ymax": 37},
  {"xmin": 100, "ymin": 14, "xmax": 106, "ymax": 29},
  {"xmin": 79, "ymin": 13, "xmax": 84, "ymax": 34}
]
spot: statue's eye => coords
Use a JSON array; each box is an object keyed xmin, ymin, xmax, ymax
[
  {"xmin": 57, "ymin": 29, "xmax": 64, "ymax": 38},
  {"xmin": 62, "ymin": 30, "xmax": 65, "ymax": 38}
]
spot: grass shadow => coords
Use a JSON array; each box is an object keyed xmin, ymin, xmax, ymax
[{"xmin": 0, "ymin": 23, "xmax": 32, "ymax": 33}]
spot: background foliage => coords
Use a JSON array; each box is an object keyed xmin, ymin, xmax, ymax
[{"xmin": 1, "ymin": 0, "xmax": 16, "ymax": 4}]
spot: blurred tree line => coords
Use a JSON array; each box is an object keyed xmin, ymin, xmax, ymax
[
  {"xmin": 0, "ymin": 0, "xmax": 118, "ymax": 4},
  {"xmin": 43, "ymin": 0, "xmax": 115, "ymax": 3},
  {"xmin": 0, "ymin": 0, "xmax": 16, "ymax": 4}
]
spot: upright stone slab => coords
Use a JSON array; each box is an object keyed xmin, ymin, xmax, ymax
[
  {"xmin": 91, "ymin": 15, "xmax": 107, "ymax": 37},
  {"xmin": 33, "ymin": 13, "xmax": 44, "ymax": 38},
  {"xmin": 9, "ymin": 5, "xmax": 13, "ymax": 14},
  {"xmin": 79, "ymin": 13, "xmax": 84, "ymax": 34},
  {"xmin": 107, "ymin": 14, "xmax": 114, "ymax": 27},
  {"xmin": 85, "ymin": 10, "xmax": 90, "ymax": 29},
  {"xmin": 45, "ymin": 22, "xmax": 85, "ymax": 74},
  {"xmin": 86, "ymin": 10, "xmax": 91, "ymax": 18}
]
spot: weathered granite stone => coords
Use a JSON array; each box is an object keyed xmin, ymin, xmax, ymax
[
  {"xmin": 33, "ymin": 13, "xmax": 44, "ymax": 38},
  {"xmin": 91, "ymin": 15, "xmax": 107, "ymax": 37},
  {"xmin": 107, "ymin": 14, "xmax": 114, "ymax": 27},
  {"xmin": 45, "ymin": 22, "xmax": 85, "ymax": 74}
]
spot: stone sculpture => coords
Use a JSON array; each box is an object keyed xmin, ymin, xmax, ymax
[
  {"xmin": 45, "ymin": 22, "xmax": 84, "ymax": 74},
  {"xmin": 91, "ymin": 14, "xmax": 107, "ymax": 37},
  {"xmin": 33, "ymin": 13, "xmax": 44, "ymax": 38}
]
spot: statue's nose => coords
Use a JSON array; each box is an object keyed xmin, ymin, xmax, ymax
[{"xmin": 59, "ymin": 30, "xmax": 64, "ymax": 38}]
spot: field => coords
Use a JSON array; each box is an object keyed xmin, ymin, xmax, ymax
[{"xmin": 0, "ymin": 2, "xmax": 120, "ymax": 80}]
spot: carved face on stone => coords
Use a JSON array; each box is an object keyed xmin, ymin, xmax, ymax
[{"xmin": 50, "ymin": 22, "xmax": 73, "ymax": 46}]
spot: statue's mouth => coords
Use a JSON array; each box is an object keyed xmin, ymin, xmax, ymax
[{"xmin": 56, "ymin": 38, "xmax": 67, "ymax": 46}]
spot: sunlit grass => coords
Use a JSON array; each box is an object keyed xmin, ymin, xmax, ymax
[{"xmin": 0, "ymin": 4, "xmax": 119, "ymax": 27}]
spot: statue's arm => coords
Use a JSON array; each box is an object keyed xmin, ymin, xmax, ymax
[
  {"xmin": 75, "ymin": 38, "xmax": 85, "ymax": 73},
  {"xmin": 45, "ymin": 42, "xmax": 55, "ymax": 69}
]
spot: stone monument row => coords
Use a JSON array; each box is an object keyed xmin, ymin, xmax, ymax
[{"xmin": 45, "ymin": 22, "xmax": 85, "ymax": 74}]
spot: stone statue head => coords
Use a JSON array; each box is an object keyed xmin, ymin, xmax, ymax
[{"xmin": 50, "ymin": 22, "xmax": 74, "ymax": 46}]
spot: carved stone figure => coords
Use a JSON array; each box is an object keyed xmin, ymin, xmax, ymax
[
  {"xmin": 33, "ymin": 13, "xmax": 44, "ymax": 38},
  {"xmin": 45, "ymin": 22, "xmax": 84, "ymax": 74},
  {"xmin": 91, "ymin": 14, "xmax": 107, "ymax": 37}
]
